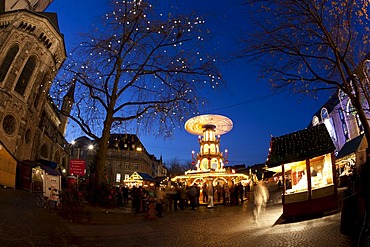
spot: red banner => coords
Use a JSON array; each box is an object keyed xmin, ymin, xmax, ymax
[{"xmin": 69, "ymin": 159, "xmax": 86, "ymax": 176}]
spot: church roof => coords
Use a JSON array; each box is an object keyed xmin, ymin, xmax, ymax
[{"xmin": 266, "ymin": 124, "xmax": 335, "ymax": 167}]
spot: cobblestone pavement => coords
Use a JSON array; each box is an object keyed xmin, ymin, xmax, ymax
[{"xmin": 0, "ymin": 187, "xmax": 355, "ymax": 247}]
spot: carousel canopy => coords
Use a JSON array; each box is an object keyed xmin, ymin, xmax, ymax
[{"xmin": 185, "ymin": 114, "xmax": 233, "ymax": 135}]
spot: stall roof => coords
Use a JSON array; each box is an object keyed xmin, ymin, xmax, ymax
[
  {"xmin": 266, "ymin": 124, "xmax": 335, "ymax": 167},
  {"xmin": 137, "ymin": 172, "xmax": 154, "ymax": 181},
  {"xmin": 22, "ymin": 160, "xmax": 60, "ymax": 176},
  {"xmin": 127, "ymin": 172, "xmax": 154, "ymax": 181},
  {"xmin": 336, "ymin": 134, "xmax": 365, "ymax": 160}
]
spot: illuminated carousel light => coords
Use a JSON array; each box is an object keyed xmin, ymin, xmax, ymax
[{"xmin": 184, "ymin": 114, "xmax": 233, "ymax": 136}]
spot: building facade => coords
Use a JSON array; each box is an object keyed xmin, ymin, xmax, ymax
[
  {"xmin": 0, "ymin": 2, "xmax": 70, "ymax": 186},
  {"xmin": 1, "ymin": 0, "xmax": 53, "ymax": 13},
  {"xmin": 310, "ymin": 89, "xmax": 369, "ymax": 172},
  {"xmin": 70, "ymin": 134, "xmax": 167, "ymax": 186}
]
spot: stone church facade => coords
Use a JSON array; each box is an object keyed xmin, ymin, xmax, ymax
[{"xmin": 0, "ymin": 0, "xmax": 70, "ymax": 180}]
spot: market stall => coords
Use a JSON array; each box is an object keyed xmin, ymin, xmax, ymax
[
  {"xmin": 19, "ymin": 160, "xmax": 61, "ymax": 194},
  {"xmin": 0, "ymin": 142, "xmax": 17, "ymax": 188},
  {"xmin": 124, "ymin": 172, "xmax": 155, "ymax": 188},
  {"xmin": 266, "ymin": 124, "xmax": 338, "ymax": 219}
]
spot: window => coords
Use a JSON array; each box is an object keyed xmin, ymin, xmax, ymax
[
  {"xmin": 24, "ymin": 128, "xmax": 31, "ymax": 144},
  {"xmin": 2, "ymin": 114, "xmax": 16, "ymax": 135},
  {"xmin": 0, "ymin": 45, "xmax": 19, "ymax": 82},
  {"xmin": 321, "ymin": 108, "xmax": 329, "ymax": 120},
  {"xmin": 116, "ymin": 173, "xmax": 121, "ymax": 183},
  {"xmin": 15, "ymin": 56, "xmax": 36, "ymax": 96},
  {"xmin": 346, "ymin": 101, "xmax": 363, "ymax": 133},
  {"xmin": 338, "ymin": 90, "xmax": 347, "ymax": 101},
  {"xmin": 40, "ymin": 144, "xmax": 49, "ymax": 158},
  {"xmin": 134, "ymin": 164, "xmax": 138, "ymax": 170},
  {"xmin": 356, "ymin": 114, "xmax": 364, "ymax": 133},
  {"xmin": 338, "ymin": 108, "xmax": 349, "ymax": 141},
  {"xmin": 54, "ymin": 151, "xmax": 60, "ymax": 164},
  {"xmin": 312, "ymin": 116, "xmax": 319, "ymax": 126},
  {"xmin": 33, "ymin": 72, "xmax": 46, "ymax": 108}
]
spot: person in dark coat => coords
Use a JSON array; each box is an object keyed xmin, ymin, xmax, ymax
[{"xmin": 358, "ymin": 160, "xmax": 370, "ymax": 246}]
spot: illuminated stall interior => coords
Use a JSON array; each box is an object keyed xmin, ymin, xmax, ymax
[
  {"xmin": 266, "ymin": 124, "xmax": 338, "ymax": 218},
  {"xmin": 172, "ymin": 114, "xmax": 249, "ymax": 192},
  {"xmin": 335, "ymin": 134, "xmax": 367, "ymax": 187}
]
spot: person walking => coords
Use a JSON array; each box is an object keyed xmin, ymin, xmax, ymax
[{"xmin": 253, "ymin": 180, "xmax": 269, "ymax": 223}]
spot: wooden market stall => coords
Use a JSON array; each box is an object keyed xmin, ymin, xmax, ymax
[
  {"xmin": 266, "ymin": 124, "xmax": 338, "ymax": 219},
  {"xmin": 124, "ymin": 172, "xmax": 155, "ymax": 188},
  {"xmin": 0, "ymin": 142, "xmax": 17, "ymax": 188}
]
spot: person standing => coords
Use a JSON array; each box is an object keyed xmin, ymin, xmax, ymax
[
  {"xmin": 196, "ymin": 184, "xmax": 201, "ymax": 207},
  {"xmin": 132, "ymin": 186, "xmax": 142, "ymax": 215},
  {"xmin": 224, "ymin": 185, "xmax": 230, "ymax": 206},
  {"xmin": 202, "ymin": 183, "xmax": 208, "ymax": 204},
  {"xmin": 216, "ymin": 182, "xmax": 222, "ymax": 203},
  {"xmin": 253, "ymin": 181, "xmax": 269, "ymax": 223},
  {"xmin": 207, "ymin": 183, "xmax": 214, "ymax": 208},
  {"xmin": 155, "ymin": 187, "xmax": 165, "ymax": 217},
  {"xmin": 122, "ymin": 185, "xmax": 129, "ymax": 205},
  {"xmin": 188, "ymin": 185, "xmax": 197, "ymax": 210}
]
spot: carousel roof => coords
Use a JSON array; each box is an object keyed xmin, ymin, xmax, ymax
[{"xmin": 184, "ymin": 114, "xmax": 233, "ymax": 135}]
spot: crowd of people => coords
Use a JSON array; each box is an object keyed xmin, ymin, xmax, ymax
[{"xmin": 114, "ymin": 181, "xmax": 268, "ymax": 219}]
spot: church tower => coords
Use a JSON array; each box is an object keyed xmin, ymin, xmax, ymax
[
  {"xmin": 0, "ymin": 0, "xmax": 67, "ymax": 165},
  {"xmin": 59, "ymin": 79, "xmax": 75, "ymax": 136}
]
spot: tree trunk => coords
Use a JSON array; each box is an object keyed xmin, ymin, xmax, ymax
[{"xmin": 352, "ymin": 96, "xmax": 370, "ymax": 161}]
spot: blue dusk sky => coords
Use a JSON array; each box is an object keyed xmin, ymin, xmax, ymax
[{"xmin": 47, "ymin": 0, "xmax": 332, "ymax": 166}]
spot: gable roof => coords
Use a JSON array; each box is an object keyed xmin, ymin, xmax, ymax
[
  {"xmin": 336, "ymin": 134, "xmax": 365, "ymax": 160},
  {"xmin": 266, "ymin": 124, "xmax": 335, "ymax": 167}
]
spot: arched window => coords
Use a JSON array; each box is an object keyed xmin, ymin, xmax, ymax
[
  {"xmin": 338, "ymin": 90, "xmax": 347, "ymax": 101},
  {"xmin": 33, "ymin": 72, "xmax": 46, "ymax": 108},
  {"xmin": 312, "ymin": 116, "xmax": 319, "ymax": 126},
  {"xmin": 338, "ymin": 108, "xmax": 349, "ymax": 141},
  {"xmin": 0, "ymin": 45, "xmax": 19, "ymax": 82},
  {"xmin": 40, "ymin": 144, "xmax": 49, "ymax": 159},
  {"xmin": 346, "ymin": 101, "xmax": 363, "ymax": 134},
  {"xmin": 321, "ymin": 108, "xmax": 329, "ymax": 120},
  {"xmin": 54, "ymin": 150, "xmax": 60, "ymax": 164},
  {"xmin": 15, "ymin": 56, "xmax": 36, "ymax": 96}
]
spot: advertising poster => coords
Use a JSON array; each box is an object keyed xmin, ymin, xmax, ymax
[{"xmin": 43, "ymin": 174, "xmax": 61, "ymax": 201}]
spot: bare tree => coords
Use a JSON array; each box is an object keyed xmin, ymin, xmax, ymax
[
  {"xmin": 52, "ymin": 1, "xmax": 221, "ymax": 188},
  {"xmin": 241, "ymin": 0, "xmax": 370, "ymax": 154},
  {"xmin": 166, "ymin": 158, "xmax": 190, "ymax": 176}
]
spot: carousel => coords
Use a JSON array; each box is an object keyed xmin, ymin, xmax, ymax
[{"xmin": 171, "ymin": 114, "xmax": 249, "ymax": 189}]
